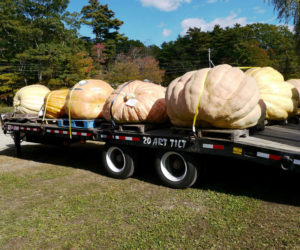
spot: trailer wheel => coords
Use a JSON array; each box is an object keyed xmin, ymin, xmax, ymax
[
  {"xmin": 102, "ymin": 146, "xmax": 135, "ymax": 179},
  {"xmin": 155, "ymin": 151, "xmax": 198, "ymax": 189}
]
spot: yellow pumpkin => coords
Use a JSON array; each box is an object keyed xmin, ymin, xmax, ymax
[
  {"xmin": 166, "ymin": 64, "xmax": 266, "ymax": 129},
  {"xmin": 65, "ymin": 79, "xmax": 113, "ymax": 119},
  {"xmin": 44, "ymin": 89, "xmax": 69, "ymax": 119},
  {"xmin": 246, "ymin": 67, "xmax": 299, "ymax": 120},
  {"xmin": 102, "ymin": 80, "xmax": 167, "ymax": 123},
  {"xmin": 13, "ymin": 84, "xmax": 50, "ymax": 115}
]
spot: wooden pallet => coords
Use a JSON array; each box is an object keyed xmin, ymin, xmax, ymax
[
  {"xmin": 198, "ymin": 128, "xmax": 249, "ymax": 142},
  {"xmin": 1, "ymin": 113, "xmax": 38, "ymax": 123},
  {"xmin": 171, "ymin": 126, "xmax": 249, "ymax": 141},
  {"xmin": 100, "ymin": 122, "xmax": 168, "ymax": 133},
  {"xmin": 118, "ymin": 123, "xmax": 165, "ymax": 133},
  {"xmin": 171, "ymin": 127, "xmax": 195, "ymax": 136},
  {"xmin": 36, "ymin": 118, "xmax": 59, "ymax": 125}
]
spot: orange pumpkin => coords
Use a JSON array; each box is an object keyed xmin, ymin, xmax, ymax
[
  {"xmin": 102, "ymin": 80, "xmax": 167, "ymax": 123},
  {"xmin": 44, "ymin": 89, "xmax": 69, "ymax": 119},
  {"xmin": 65, "ymin": 79, "xmax": 113, "ymax": 119},
  {"xmin": 166, "ymin": 64, "xmax": 266, "ymax": 129}
]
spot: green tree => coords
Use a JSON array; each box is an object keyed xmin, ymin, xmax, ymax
[
  {"xmin": 104, "ymin": 52, "xmax": 164, "ymax": 85},
  {"xmin": 116, "ymin": 39, "xmax": 145, "ymax": 55},
  {"xmin": 239, "ymin": 23, "xmax": 299, "ymax": 78},
  {"xmin": 156, "ymin": 23, "xmax": 299, "ymax": 84},
  {"xmin": 0, "ymin": 0, "xmax": 90, "ymax": 95},
  {"xmin": 81, "ymin": 0, "xmax": 126, "ymax": 62},
  {"xmin": 0, "ymin": 0, "xmax": 28, "ymax": 93},
  {"xmin": 267, "ymin": 0, "xmax": 300, "ymax": 48}
]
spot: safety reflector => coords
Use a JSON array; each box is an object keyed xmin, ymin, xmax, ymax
[
  {"xmin": 257, "ymin": 152, "xmax": 282, "ymax": 161},
  {"xmin": 20, "ymin": 127, "xmax": 40, "ymax": 132},
  {"xmin": 294, "ymin": 159, "xmax": 300, "ymax": 165},
  {"xmin": 100, "ymin": 134, "xmax": 140, "ymax": 142},
  {"xmin": 46, "ymin": 129, "xmax": 92, "ymax": 137},
  {"xmin": 203, "ymin": 144, "xmax": 224, "ymax": 150}
]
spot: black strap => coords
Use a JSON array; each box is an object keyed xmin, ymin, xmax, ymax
[
  {"xmin": 69, "ymin": 87, "xmax": 82, "ymax": 91},
  {"xmin": 110, "ymin": 80, "xmax": 134, "ymax": 128}
]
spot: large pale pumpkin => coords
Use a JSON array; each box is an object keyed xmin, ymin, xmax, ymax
[
  {"xmin": 287, "ymin": 79, "xmax": 300, "ymax": 100},
  {"xmin": 13, "ymin": 84, "xmax": 50, "ymax": 115},
  {"xmin": 102, "ymin": 80, "xmax": 167, "ymax": 123},
  {"xmin": 166, "ymin": 64, "xmax": 266, "ymax": 129},
  {"xmin": 246, "ymin": 67, "xmax": 299, "ymax": 120},
  {"xmin": 44, "ymin": 89, "xmax": 69, "ymax": 119},
  {"xmin": 65, "ymin": 79, "xmax": 113, "ymax": 119}
]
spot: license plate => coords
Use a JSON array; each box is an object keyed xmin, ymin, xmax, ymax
[{"xmin": 7, "ymin": 125, "xmax": 19, "ymax": 131}]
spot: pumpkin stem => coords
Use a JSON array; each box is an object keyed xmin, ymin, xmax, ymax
[{"xmin": 124, "ymin": 93, "xmax": 136, "ymax": 102}]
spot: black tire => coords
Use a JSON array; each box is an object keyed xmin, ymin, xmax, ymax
[
  {"xmin": 155, "ymin": 151, "xmax": 198, "ymax": 189},
  {"xmin": 102, "ymin": 145, "xmax": 135, "ymax": 179}
]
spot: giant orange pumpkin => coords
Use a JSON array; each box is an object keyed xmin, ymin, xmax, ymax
[
  {"xmin": 166, "ymin": 64, "xmax": 266, "ymax": 129},
  {"xmin": 44, "ymin": 89, "xmax": 69, "ymax": 119},
  {"xmin": 65, "ymin": 79, "xmax": 113, "ymax": 119},
  {"xmin": 102, "ymin": 80, "xmax": 167, "ymax": 123},
  {"xmin": 246, "ymin": 67, "xmax": 299, "ymax": 120}
]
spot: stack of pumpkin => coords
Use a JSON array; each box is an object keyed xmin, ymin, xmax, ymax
[
  {"xmin": 166, "ymin": 65, "xmax": 299, "ymax": 128},
  {"xmin": 13, "ymin": 64, "xmax": 300, "ymax": 130},
  {"xmin": 12, "ymin": 79, "xmax": 167, "ymax": 123},
  {"xmin": 13, "ymin": 80, "xmax": 114, "ymax": 119}
]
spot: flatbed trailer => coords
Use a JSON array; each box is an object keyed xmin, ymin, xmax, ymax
[{"xmin": 1, "ymin": 113, "xmax": 300, "ymax": 188}]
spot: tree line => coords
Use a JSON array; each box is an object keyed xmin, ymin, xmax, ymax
[{"xmin": 1, "ymin": 0, "xmax": 300, "ymax": 104}]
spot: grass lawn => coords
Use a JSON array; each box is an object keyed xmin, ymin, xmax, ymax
[
  {"xmin": 0, "ymin": 106, "xmax": 13, "ymax": 114},
  {"xmin": 0, "ymin": 142, "xmax": 300, "ymax": 249}
]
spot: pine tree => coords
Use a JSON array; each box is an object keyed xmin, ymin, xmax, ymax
[{"xmin": 81, "ymin": 0, "xmax": 127, "ymax": 63}]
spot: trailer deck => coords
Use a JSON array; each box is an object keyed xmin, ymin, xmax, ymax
[{"xmin": 1, "ymin": 113, "xmax": 300, "ymax": 188}]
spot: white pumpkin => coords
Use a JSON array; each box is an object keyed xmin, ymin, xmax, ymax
[
  {"xmin": 13, "ymin": 84, "xmax": 50, "ymax": 114},
  {"xmin": 246, "ymin": 67, "xmax": 299, "ymax": 120},
  {"xmin": 166, "ymin": 64, "xmax": 266, "ymax": 129}
]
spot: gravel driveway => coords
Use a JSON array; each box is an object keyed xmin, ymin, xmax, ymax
[
  {"xmin": 0, "ymin": 129, "xmax": 35, "ymax": 151},
  {"xmin": 0, "ymin": 130, "xmax": 14, "ymax": 150}
]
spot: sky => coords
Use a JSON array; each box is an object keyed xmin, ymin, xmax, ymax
[{"xmin": 67, "ymin": 0, "xmax": 292, "ymax": 46}]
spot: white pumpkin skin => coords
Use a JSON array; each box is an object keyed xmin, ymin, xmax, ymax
[
  {"xmin": 13, "ymin": 84, "xmax": 50, "ymax": 114},
  {"xmin": 246, "ymin": 67, "xmax": 299, "ymax": 120},
  {"xmin": 166, "ymin": 64, "xmax": 266, "ymax": 129}
]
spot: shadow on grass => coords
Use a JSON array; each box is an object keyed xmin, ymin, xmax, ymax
[{"xmin": 0, "ymin": 143, "xmax": 300, "ymax": 206}]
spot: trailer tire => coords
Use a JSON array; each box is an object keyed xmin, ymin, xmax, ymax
[
  {"xmin": 155, "ymin": 151, "xmax": 198, "ymax": 189},
  {"xmin": 102, "ymin": 145, "xmax": 135, "ymax": 179}
]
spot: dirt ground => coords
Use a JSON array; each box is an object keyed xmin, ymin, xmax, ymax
[
  {"xmin": 0, "ymin": 130, "xmax": 14, "ymax": 150},
  {"xmin": 0, "ymin": 130, "xmax": 36, "ymax": 150},
  {"xmin": 0, "ymin": 130, "xmax": 40, "ymax": 172},
  {"xmin": 0, "ymin": 129, "xmax": 300, "ymax": 248}
]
